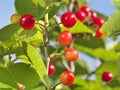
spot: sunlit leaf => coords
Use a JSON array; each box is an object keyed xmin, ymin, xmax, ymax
[
  {"xmin": 112, "ymin": 0, "xmax": 120, "ymax": 9},
  {"xmin": 61, "ymin": 20, "xmax": 93, "ymax": 34},
  {"xmin": 25, "ymin": 43, "xmax": 50, "ymax": 87},
  {"xmin": 101, "ymin": 10, "xmax": 120, "ymax": 37},
  {"xmin": 0, "ymin": 63, "xmax": 39, "ymax": 89},
  {"xmin": 74, "ymin": 45, "xmax": 120, "ymax": 61}
]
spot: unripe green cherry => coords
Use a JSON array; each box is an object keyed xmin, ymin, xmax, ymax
[{"xmin": 10, "ymin": 14, "xmax": 21, "ymax": 23}]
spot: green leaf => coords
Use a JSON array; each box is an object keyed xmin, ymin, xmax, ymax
[
  {"xmin": 0, "ymin": 63, "xmax": 39, "ymax": 89},
  {"xmin": 16, "ymin": 47, "xmax": 30, "ymax": 64},
  {"xmin": 19, "ymin": 27, "xmax": 43, "ymax": 46},
  {"xmin": 32, "ymin": 0, "xmax": 46, "ymax": 7},
  {"xmin": 33, "ymin": 86, "xmax": 45, "ymax": 90},
  {"xmin": 15, "ymin": 42, "xmax": 50, "ymax": 87},
  {"xmin": 0, "ymin": 82, "xmax": 15, "ymax": 89},
  {"xmin": 68, "ymin": 77, "xmax": 87, "ymax": 90},
  {"xmin": 97, "ymin": 61, "xmax": 119, "ymax": 76},
  {"xmin": 114, "ymin": 42, "xmax": 120, "ymax": 52},
  {"xmin": 0, "ymin": 39, "xmax": 21, "ymax": 56},
  {"xmin": 74, "ymin": 45, "xmax": 120, "ymax": 61},
  {"xmin": 48, "ymin": 57, "xmax": 66, "ymax": 80},
  {"xmin": 15, "ymin": 0, "xmax": 61, "ymax": 19},
  {"xmin": 75, "ymin": 60, "xmax": 91, "ymax": 75},
  {"xmin": 108, "ymin": 78, "xmax": 120, "ymax": 89},
  {"xmin": 0, "ymin": 24, "xmax": 43, "ymax": 56},
  {"xmin": 74, "ymin": 34, "xmax": 105, "ymax": 49},
  {"xmin": 96, "ymin": 61, "xmax": 120, "ymax": 85},
  {"xmin": 61, "ymin": 20, "xmax": 93, "ymax": 34},
  {"xmin": 15, "ymin": 0, "xmax": 38, "ymax": 17},
  {"xmin": 37, "ymin": 2, "xmax": 63, "ymax": 20},
  {"xmin": 25, "ymin": 43, "xmax": 50, "ymax": 87},
  {"xmin": 101, "ymin": 10, "xmax": 120, "ymax": 37},
  {"xmin": 112, "ymin": 0, "xmax": 120, "ymax": 9},
  {"xmin": 96, "ymin": 11, "xmax": 108, "ymax": 21},
  {"xmin": 69, "ymin": 77, "xmax": 111, "ymax": 90},
  {"xmin": 0, "ymin": 23, "xmax": 22, "ymax": 42},
  {"xmin": 48, "ymin": 2, "xmax": 63, "ymax": 19},
  {"xmin": 78, "ymin": 0, "xmax": 87, "ymax": 6}
]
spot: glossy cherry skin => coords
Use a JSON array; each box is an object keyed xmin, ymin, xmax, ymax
[
  {"xmin": 80, "ymin": 5, "xmax": 90, "ymax": 16},
  {"xmin": 64, "ymin": 48, "xmax": 79, "ymax": 61},
  {"xmin": 60, "ymin": 71, "xmax": 74, "ymax": 86},
  {"xmin": 61, "ymin": 12, "xmax": 77, "ymax": 28},
  {"xmin": 102, "ymin": 71, "xmax": 113, "ymax": 82},
  {"xmin": 48, "ymin": 64, "xmax": 55, "ymax": 76},
  {"xmin": 20, "ymin": 14, "xmax": 35, "ymax": 30},
  {"xmin": 10, "ymin": 14, "xmax": 21, "ymax": 23},
  {"xmin": 89, "ymin": 10, "xmax": 97, "ymax": 20},
  {"xmin": 95, "ymin": 28, "xmax": 103, "ymax": 38},
  {"xmin": 92, "ymin": 17, "xmax": 104, "ymax": 27},
  {"xmin": 58, "ymin": 30, "xmax": 72, "ymax": 46},
  {"xmin": 75, "ymin": 10, "xmax": 86, "ymax": 22}
]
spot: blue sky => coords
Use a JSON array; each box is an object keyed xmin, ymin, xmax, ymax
[
  {"xmin": 0, "ymin": 0, "xmax": 116, "ymax": 28},
  {"xmin": 89, "ymin": 0, "xmax": 116, "ymax": 16},
  {"xmin": 0, "ymin": 0, "xmax": 15, "ymax": 28}
]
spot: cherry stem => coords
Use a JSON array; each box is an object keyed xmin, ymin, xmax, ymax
[
  {"xmin": 70, "ymin": 62, "xmax": 75, "ymax": 73},
  {"xmin": 43, "ymin": 23, "xmax": 50, "ymax": 75},
  {"xmin": 8, "ymin": 54, "xmax": 12, "ymax": 62},
  {"xmin": 61, "ymin": 57, "xmax": 71, "ymax": 71},
  {"xmin": 49, "ymin": 22, "xmax": 62, "ymax": 31},
  {"xmin": 69, "ymin": 38, "xmax": 75, "ymax": 73},
  {"xmin": 11, "ymin": 58, "xmax": 18, "ymax": 63},
  {"xmin": 86, "ymin": 61, "xmax": 103, "ymax": 79}
]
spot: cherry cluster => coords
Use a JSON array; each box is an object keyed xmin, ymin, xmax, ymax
[
  {"xmin": 49, "ymin": 30, "xmax": 79, "ymax": 85},
  {"xmin": 10, "ymin": 8, "xmax": 112, "ymax": 88},
  {"xmin": 61, "ymin": 5, "xmax": 104, "ymax": 38}
]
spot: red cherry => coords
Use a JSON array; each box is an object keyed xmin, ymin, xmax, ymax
[
  {"xmin": 60, "ymin": 71, "xmax": 74, "ymax": 86},
  {"xmin": 75, "ymin": 10, "xmax": 86, "ymax": 22},
  {"xmin": 61, "ymin": 12, "xmax": 77, "ymax": 28},
  {"xmin": 80, "ymin": 5, "xmax": 90, "ymax": 16},
  {"xmin": 102, "ymin": 71, "xmax": 113, "ymax": 82},
  {"xmin": 64, "ymin": 48, "xmax": 79, "ymax": 61},
  {"xmin": 17, "ymin": 83, "xmax": 25, "ymax": 90},
  {"xmin": 48, "ymin": 64, "xmax": 55, "ymax": 76},
  {"xmin": 20, "ymin": 14, "xmax": 35, "ymax": 30},
  {"xmin": 58, "ymin": 30, "xmax": 72, "ymax": 46},
  {"xmin": 95, "ymin": 28, "xmax": 103, "ymax": 38},
  {"xmin": 89, "ymin": 10, "xmax": 97, "ymax": 20},
  {"xmin": 92, "ymin": 17, "xmax": 104, "ymax": 27}
]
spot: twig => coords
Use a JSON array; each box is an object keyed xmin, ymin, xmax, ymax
[
  {"xmin": 43, "ymin": 23, "xmax": 50, "ymax": 75},
  {"xmin": 70, "ymin": 61, "xmax": 75, "ymax": 73},
  {"xmin": 52, "ymin": 82, "xmax": 61, "ymax": 90},
  {"xmin": 61, "ymin": 57, "xmax": 71, "ymax": 71},
  {"xmin": 86, "ymin": 61, "xmax": 103, "ymax": 79}
]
